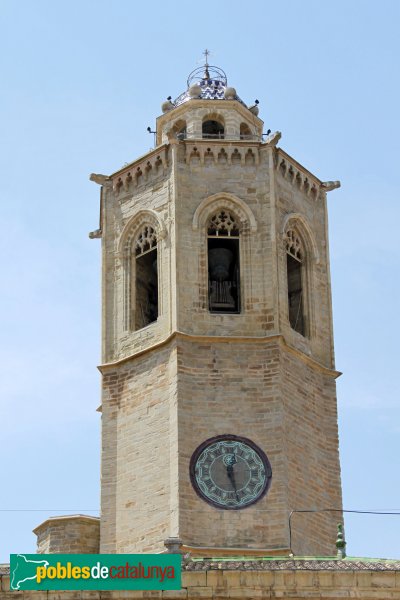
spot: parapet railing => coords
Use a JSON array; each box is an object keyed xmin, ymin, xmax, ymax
[{"xmin": 176, "ymin": 133, "xmax": 262, "ymax": 142}]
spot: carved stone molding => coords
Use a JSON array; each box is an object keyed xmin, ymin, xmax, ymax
[
  {"xmin": 282, "ymin": 213, "xmax": 320, "ymax": 264},
  {"xmin": 118, "ymin": 209, "xmax": 167, "ymax": 257},
  {"xmin": 183, "ymin": 142, "xmax": 260, "ymax": 167},
  {"xmin": 112, "ymin": 147, "xmax": 170, "ymax": 196},
  {"xmin": 275, "ymin": 155, "xmax": 320, "ymax": 199},
  {"xmin": 192, "ymin": 192, "xmax": 257, "ymax": 232}
]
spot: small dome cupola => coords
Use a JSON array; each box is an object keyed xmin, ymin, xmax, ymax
[
  {"xmin": 174, "ymin": 50, "xmax": 246, "ymax": 106},
  {"xmin": 157, "ymin": 52, "xmax": 264, "ymax": 145},
  {"xmin": 173, "ymin": 62, "xmax": 247, "ymax": 108}
]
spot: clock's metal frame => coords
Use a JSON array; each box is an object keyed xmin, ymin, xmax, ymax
[{"xmin": 189, "ymin": 434, "xmax": 272, "ymax": 510}]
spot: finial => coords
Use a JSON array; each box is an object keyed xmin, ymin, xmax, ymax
[
  {"xmin": 203, "ymin": 48, "xmax": 210, "ymax": 79},
  {"xmin": 336, "ymin": 523, "xmax": 346, "ymax": 559},
  {"xmin": 249, "ymin": 100, "xmax": 260, "ymax": 116}
]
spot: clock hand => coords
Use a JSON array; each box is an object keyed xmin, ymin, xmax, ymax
[{"xmin": 226, "ymin": 464, "xmax": 240, "ymax": 501}]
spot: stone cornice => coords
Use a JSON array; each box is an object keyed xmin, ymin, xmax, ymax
[
  {"xmin": 109, "ymin": 144, "xmax": 170, "ymax": 194},
  {"xmin": 32, "ymin": 514, "xmax": 100, "ymax": 535},
  {"xmin": 98, "ymin": 332, "xmax": 341, "ymax": 379},
  {"xmin": 274, "ymin": 147, "xmax": 323, "ymax": 199},
  {"xmin": 103, "ymin": 140, "xmax": 337, "ymax": 202}
]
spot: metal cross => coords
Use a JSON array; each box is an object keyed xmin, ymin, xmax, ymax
[{"xmin": 203, "ymin": 49, "xmax": 210, "ymax": 66}]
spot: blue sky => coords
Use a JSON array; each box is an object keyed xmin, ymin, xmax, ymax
[{"xmin": 1, "ymin": 0, "xmax": 399, "ymax": 561}]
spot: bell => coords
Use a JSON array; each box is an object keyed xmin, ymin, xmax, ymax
[{"xmin": 208, "ymin": 248, "xmax": 233, "ymax": 281}]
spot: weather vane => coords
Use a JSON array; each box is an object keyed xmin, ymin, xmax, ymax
[
  {"xmin": 188, "ymin": 49, "xmax": 226, "ymax": 87},
  {"xmin": 203, "ymin": 49, "xmax": 211, "ymax": 78}
]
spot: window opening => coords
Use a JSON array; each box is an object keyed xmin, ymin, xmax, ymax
[
  {"xmin": 286, "ymin": 229, "xmax": 305, "ymax": 336},
  {"xmin": 240, "ymin": 123, "xmax": 252, "ymax": 139},
  {"xmin": 207, "ymin": 211, "xmax": 240, "ymax": 313},
  {"xmin": 176, "ymin": 126, "xmax": 186, "ymax": 140},
  {"xmin": 135, "ymin": 226, "xmax": 158, "ymax": 330},
  {"xmin": 202, "ymin": 120, "xmax": 224, "ymax": 139}
]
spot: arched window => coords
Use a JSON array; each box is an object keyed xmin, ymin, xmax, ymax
[
  {"xmin": 285, "ymin": 229, "xmax": 305, "ymax": 336},
  {"xmin": 134, "ymin": 225, "xmax": 158, "ymax": 330},
  {"xmin": 207, "ymin": 211, "xmax": 240, "ymax": 313},
  {"xmin": 176, "ymin": 126, "xmax": 187, "ymax": 140},
  {"xmin": 171, "ymin": 119, "xmax": 187, "ymax": 140},
  {"xmin": 202, "ymin": 119, "xmax": 224, "ymax": 139},
  {"xmin": 240, "ymin": 123, "xmax": 252, "ymax": 139}
]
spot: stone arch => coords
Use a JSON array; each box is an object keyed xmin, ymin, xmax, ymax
[
  {"xmin": 202, "ymin": 112, "xmax": 225, "ymax": 139},
  {"xmin": 201, "ymin": 111, "xmax": 225, "ymax": 126},
  {"xmin": 169, "ymin": 118, "xmax": 187, "ymax": 140},
  {"xmin": 240, "ymin": 122, "xmax": 252, "ymax": 139},
  {"xmin": 281, "ymin": 213, "xmax": 319, "ymax": 264},
  {"xmin": 119, "ymin": 209, "xmax": 166, "ymax": 257},
  {"xmin": 193, "ymin": 193, "xmax": 256, "ymax": 315},
  {"xmin": 118, "ymin": 210, "xmax": 166, "ymax": 332},
  {"xmin": 192, "ymin": 192, "xmax": 257, "ymax": 233},
  {"xmin": 282, "ymin": 213, "xmax": 319, "ymax": 339}
]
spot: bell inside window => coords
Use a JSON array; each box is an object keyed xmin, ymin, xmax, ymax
[
  {"xmin": 207, "ymin": 211, "xmax": 240, "ymax": 313},
  {"xmin": 202, "ymin": 119, "xmax": 224, "ymax": 139}
]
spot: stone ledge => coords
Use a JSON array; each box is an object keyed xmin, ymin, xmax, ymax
[
  {"xmin": 183, "ymin": 558, "xmax": 400, "ymax": 571},
  {"xmin": 1, "ymin": 562, "xmax": 400, "ymax": 600}
]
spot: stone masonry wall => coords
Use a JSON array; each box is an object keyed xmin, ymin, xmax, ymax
[
  {"xmin": 177, "ymin": 337, "xmax": 341, "ymax": 555},
  {"xmin": 100, "ymin": 341, "xmax": 178, "ymax": 553},
  {"xmin": 100, "ymin": 332, "xmax": 341, "ymax": 556},
  {"xmin": 281, "ymin": 348, "xmax": 342, "ymax": 556},
  {"xmin": 34, "ymin": 516, "xmax": 99, "ymax": 554},
  {"xmin": 177, "ymin": 337, "xmax": 287, "ymax": 552}
]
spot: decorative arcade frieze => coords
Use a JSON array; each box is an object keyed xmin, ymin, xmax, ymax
[
  {"xmin": 112, "ymin": 146, "xmax": 170, "ymax": 194},
  {"xmin": 275, "ymin": 152, "xmax": 321, "ymax": 199}
]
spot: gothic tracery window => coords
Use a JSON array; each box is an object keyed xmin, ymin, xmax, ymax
[
  {"xmin": 134, "ymin": 225, "xmax": 158, "ymax": 330},
  {"xmin": 286, "ymin": 228, "xmax": 305, "ymax": 336},
  {"xmin": 207, "ymin": 211, "xmax": 240, "ymax": 313}
]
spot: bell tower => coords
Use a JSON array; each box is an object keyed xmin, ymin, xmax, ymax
[{"xmin": 92, "ymin": 59, "xmax": 342, "ymax": 557}]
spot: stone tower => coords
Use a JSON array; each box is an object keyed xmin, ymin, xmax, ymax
[{"xmin": 91, "ymin": 60, "xmax": 342, "ymax": 557}]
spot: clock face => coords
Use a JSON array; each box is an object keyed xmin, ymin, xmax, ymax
[{"xmin": 190, "ymin": 435, "xmax": 272, "ymax": 510}]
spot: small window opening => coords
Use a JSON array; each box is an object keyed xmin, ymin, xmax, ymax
[
  {"xmin": 176, "ymin": 126, "xmax": 186, "ymax": 140},
  {"xmin": 240, "ymin": 123, "xmax": 252, "ymax": 139},
  {"xmin": 135, "ymin": 226, "xmax": 158, "ymax": 330},
  {"xmin": 202, "ymin": 120, "xmax": 224, "ymax": 139},
  {"xmin": 207, "ymin": 211, "xmax": 240, "ymax": 313},
  {"xmin": 286, "ymin": 229, "xmax": 305, "ymax": 336},
  {"xmin": 171, "ymin": 119, "xmax": 187, "ymax": 141}
]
